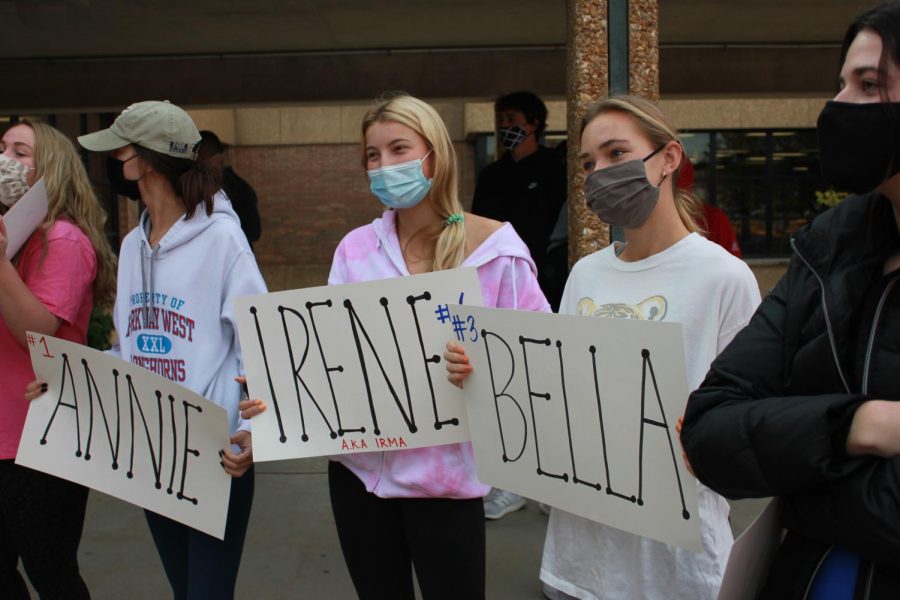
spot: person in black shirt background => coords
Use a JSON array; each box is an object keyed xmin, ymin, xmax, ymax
[
  {"xmin": 198, "ymin": 130, "xmax": 262, "ymax": 250},
  {"xmin": 471, "ymin": 92, "xmax": 567, "ymax": 291}
]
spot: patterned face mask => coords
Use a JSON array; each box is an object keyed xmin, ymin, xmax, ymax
[
  {"xmin": 0, "ymin": 154, "xmax": 32, "ymax": 207},
  {"xmin": 498, "ymin": 126, "xmax": 529, "ymax": 151}
]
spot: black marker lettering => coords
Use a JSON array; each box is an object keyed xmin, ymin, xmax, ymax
[
  {"xmin": 637, "ymin": 349, "xmax": 690, "ymax": 519},
  {"xmin": 279, "ymin": 305, "xmax": 340, "ymax": 441},
  {"xmin": 557, "ymin": 341, "xmax": 601, "ymax": 491},
  {"xmin": 343, "ymin": 298, "xmax": 417, "ymax": 436},
  {"xmin": 249, "ymin": 306, "xmax": 288, "ymax": 443},
  {"xmin": 481, "ymin": 330, "xmax": 527, "ymax": 463},
  {"xmin": 407, "ymin": 292, "xmax": 458, "ymax": 430},
  {"xmin": 520, "ymin": 336, "xmax": 567, "ymax": 481},
  {"xmin": 589, "ymin": 346, "xmax": 636, "ymax": 502},
  {"xmin": 83, "ymin": 362, "xmax": 121, "ymax": 469},
  {"xmin": 126, "ymin": 377, "xmax": 163, "ymax": 490},
  {"xmin": 177, "ymin": 400, "xmax": 201, "ymax": 505},
  {"xmin": 40, "ymin": 353, "xmax": 83, "ymax": 457},
  {"xmin": 307, "ymin": 300, "xmax": 364, "ymax": 437}
]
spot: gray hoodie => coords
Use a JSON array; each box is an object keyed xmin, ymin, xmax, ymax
[{"xmin": 110, "ymin": 193, "xmax": 267, "ymax": 437}]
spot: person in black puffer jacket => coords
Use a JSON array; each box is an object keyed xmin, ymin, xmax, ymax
[{"xmin": 681, "ymin": 3, "xmax": 900, "ymax": 598}]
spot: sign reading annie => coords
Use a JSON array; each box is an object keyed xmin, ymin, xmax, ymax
[
  {"xmin": 18, "ymin": 334, "xmax": 231, "ymax": 539},
  {"xmin": 454, "ymin": 306, "xmax": 702, "ymax": 551},
  {"xmin": 235, "ymin": 269, "xmax": 483, "ymax": 461}
]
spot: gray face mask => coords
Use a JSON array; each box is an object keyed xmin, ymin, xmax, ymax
[{"xmin": 583, "ymin": 145, "xmax": 666, "ymax": 229}]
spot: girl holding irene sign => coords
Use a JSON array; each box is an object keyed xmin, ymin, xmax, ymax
[
  {"xmin": 241, "ymin": 93, "xmax": 548, "ymax": 599},
  {"xmin": 0, "ymin": 120, "xmax": 116, "ymax": 598},
  {"xmin": 446, "ymin": 95, "xmax": 761, "ymax": 599},
  {"xmin": 74, "ymin": 100, "xmax": 267, "ymax": 599}
]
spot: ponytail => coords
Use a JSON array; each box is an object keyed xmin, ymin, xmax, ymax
[
  {"xmin": 135, "ymin": 146, "xmax": 222, "ymax": 217},
  {"xmin": 672, "ymin": 161, "xmax": 704, "ymax": 234},
  {"xmin": 433, "ymin": 216, "xmax": 467, "ymax": 271}
]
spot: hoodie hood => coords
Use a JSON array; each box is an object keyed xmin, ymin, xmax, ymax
[
  {"xmin": 136, "ymin": 192, "xmax": 244, "ymax": 336},
  {"xmin": 138, "ymin": 191, "xmax": 242, "ymax": 257}
]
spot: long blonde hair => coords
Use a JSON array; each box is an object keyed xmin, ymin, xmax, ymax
[
  {"xmin": 361, "ymin": 93, "xmax": 466, "ymax": 271},
  {"xmin": 24, "ymin": 120, "xmax": 117, "ymax": 306},
  {"xmin": 580, "ymin": 95, "xmax": 703, "ymax": 233}
]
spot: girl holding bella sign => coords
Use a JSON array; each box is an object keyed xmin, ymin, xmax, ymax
[
  {"xmin": 446, "ymin": 95, "xmax": 761, "ymax": 599},
  {"xmin": 240, "ymin": 92, "xmax": 548, "ymax": 599},
  {"xmin": 0, "ymin": 120, "xmax": 116, "ymax": 598}
]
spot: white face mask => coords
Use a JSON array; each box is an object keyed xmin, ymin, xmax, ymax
[{"xmin": 0, "ymin": 154, "xmax": 32, "ymax": 207}]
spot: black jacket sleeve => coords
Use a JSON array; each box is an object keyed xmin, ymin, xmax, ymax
[
  {"xmin": 680, "ymin": 265, "xmax": 868, "ymax": 499},
  {"xmin": 681, "ymin": 259, "xmax": 900, "ymax": 563}
]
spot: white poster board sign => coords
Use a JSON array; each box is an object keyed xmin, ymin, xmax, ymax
[
  {"xmin": 18, "ymin": 334, "xmax": 232, "ymax": 539},
  {"xmin": 235, "ymin": 268, "xmax": 483, "ymax": 462},
  {"xmin": 455, "ymin": 305, "xmax": 702, "ymax": 551},
  {"xmin": 718, "ymin": 500, "xmax": 782, "ymax": 600},
  {"xmin": 4, "ymin": 178, "xmax": 49, "ymax": 259}
]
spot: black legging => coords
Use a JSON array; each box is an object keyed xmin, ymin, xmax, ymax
[
  {"xmin": 328, "ymin": 460, "xmax": 486, "ymax": 600},
  {"xmin": 0, "ymin": 460, "xmax": 90, "ymax": 600},
  {"xmin": 145, "ymin": 466, "xmax": 254, "ymax": 600}
]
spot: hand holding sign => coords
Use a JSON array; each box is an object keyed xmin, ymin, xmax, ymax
[
  {"xmin": 235, "ymin": 376, "xmax": 266, "ymax": 419},
  {"xmin": 25, "ymin": 379, "xmax": 48, "ymax": 401},
  {"xmin": 444, "ymin": 340, "xmax": 473, "ymax": 389},
  {"xmin": 220, "ymin": 430, "xmax": 253, "ymax": 477}
]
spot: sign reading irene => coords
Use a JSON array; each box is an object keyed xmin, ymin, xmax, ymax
[
  {"xmin": 234, "ymin": 269, "xmax": 483, "ymax": 462},
  {"xmin": 454, "ymin": 305, "xmax": 702, "ymax": 551},
  {"xmin": 18, "ymin": 334, "xmax": 231, "ymax": 539}
]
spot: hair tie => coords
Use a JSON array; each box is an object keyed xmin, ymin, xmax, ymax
[{"xmin": 445, "ymin": 212, "xmax": 464, "ymax": 227}]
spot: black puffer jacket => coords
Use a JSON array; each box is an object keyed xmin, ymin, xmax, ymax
[{"xmin": 681, "ymin": 192, "xmax": 900, "ymax": 599}]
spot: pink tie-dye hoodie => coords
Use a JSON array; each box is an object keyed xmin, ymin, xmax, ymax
[{"xmin": 328, "ymin": 210, "xmax": 551, "ymax": 498}]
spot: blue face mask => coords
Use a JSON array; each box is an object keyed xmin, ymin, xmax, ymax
[{"xmin": 367, "ymin": 151, "xmax": 433, "ymax": 209}]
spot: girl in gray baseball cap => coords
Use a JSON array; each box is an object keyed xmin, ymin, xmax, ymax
[{"xmin": 79, "ymin": 100, "xmax": 267, "ymax": 598}]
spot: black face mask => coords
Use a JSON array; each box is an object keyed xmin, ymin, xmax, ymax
[
  {"xmin": 817, "ymin": 100, "xmax": 900, "ymax": 194},
  {"xmin": 106, "ymin": 156, "xmax": 141, "ymax": 201}
]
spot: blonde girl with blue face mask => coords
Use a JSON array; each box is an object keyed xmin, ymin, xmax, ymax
[{"xmin": 291, "ymin": 92, "xmax": 550, "ymax": 600}]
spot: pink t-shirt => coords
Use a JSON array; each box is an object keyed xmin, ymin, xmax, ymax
[{"xmin": 0, "ymin": 220, "xmax": 97, "ymax": 459}]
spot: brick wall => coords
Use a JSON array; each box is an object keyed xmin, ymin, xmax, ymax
[{"xmin": 231, "ymin": 141, "xmax": 477, "ymax": 292}]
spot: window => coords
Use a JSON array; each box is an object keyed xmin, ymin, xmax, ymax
[{"xmin": 681, "ymin": 129, "xmax": 828, "ymax": 258}]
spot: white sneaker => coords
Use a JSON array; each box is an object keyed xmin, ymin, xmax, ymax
[{"xmin": 483, "ymin": 489, "xmax": 526, "ymax": 520}]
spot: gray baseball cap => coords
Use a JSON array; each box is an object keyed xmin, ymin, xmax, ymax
[{"xmin": 78, "ymin": 100, "xmax": 201, "ymax": 159}]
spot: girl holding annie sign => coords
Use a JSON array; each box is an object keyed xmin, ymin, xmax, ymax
[
  {"xmin": 75, "ymin": 100, "xmax": 267, "ymax": 599},
  {"xmin": 447, "ymin": 95, "xmax": 761, "ymax": 599}
]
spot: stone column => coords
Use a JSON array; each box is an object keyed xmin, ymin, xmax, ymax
[{"xmin": 566, "ymin": 0, "xmax": 659, "ymax": 265}]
